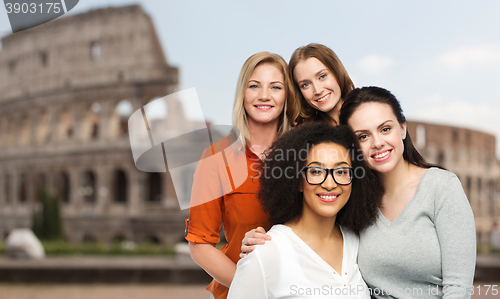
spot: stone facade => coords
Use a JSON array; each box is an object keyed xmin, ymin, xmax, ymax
[
  {"xmin": 407, "ymin": 121, "xmax": 500, "ymax": 246},
  {"xmin": 0, "ymin": 5, "xmax": 190, "ymax": 245}
]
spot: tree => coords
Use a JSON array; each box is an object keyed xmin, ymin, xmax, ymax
[{"xmin": 32, "ymin": 190, "xmax": 64, "ymax": 241}]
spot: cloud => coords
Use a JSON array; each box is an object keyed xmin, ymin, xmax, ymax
[
  {"xmin": 356, "ymin": 55, "xmax": 393, "ymax": 74},
  {"xmin": 437, "ymin": 45, "xmax": 500, "ymax": 71}
]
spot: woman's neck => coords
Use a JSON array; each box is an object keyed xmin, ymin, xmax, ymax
[
  {"xmin": 327, "ymin": 100, "xmax": 342, "ymax": 126},
  {"xmin": 379, "ymin": 158, "xmax": 412, "ymax": 199},
  {"xmin": 286, "ymin": 208, "xmax": 338, "ymax": 242},
  {"xmin": 248, "ymin": 119, "xmax": 279, "ymax": 156}
]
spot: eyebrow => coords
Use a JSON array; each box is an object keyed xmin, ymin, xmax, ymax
[
  {"xmin": 297, "ymin": 69, "xmax": 327, "ymax": 85},
  {"xmin": 307, "ymin": 161, "xmax": 351, "ymax": 167},
  {"xmin": 248, "ymin": 80, "xmax": 284, "ymax": 85},
  {"xmin": 353, "ymin": 120, "xmax": 393, "ymax": 134}
]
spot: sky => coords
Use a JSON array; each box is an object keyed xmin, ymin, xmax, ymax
[{"xmin": 1, "ymin": 0, "xmax": 500, "ymax": 157}]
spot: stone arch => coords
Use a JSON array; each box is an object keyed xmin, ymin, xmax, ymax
[
  {"xmin": 83, "ymin": 233, "xmax": 97, "ymax": 243},
  {"xmin": 91, "ymin": 41, "xmax": 101, "ymax": 60},
  {"xmin": 110, "ymin": 99, "xmax": 133, "ymax": 139},
  {"xmin": 112, "ymin": 234, "xmax": 127, "ymax": 243},
  {"xmin": 35, "ymin": 173, "xmax": 47, "ymax": 202},
  {"xmin": 437, "ymin": 151, "xmax": 445, "ymax": 166},
  {"xmin": 7, "ymin": 118, "xmax": 15, "ymax": 147},
  {"xmin": 466, "ymin": 177, "xmax": 472, "ymax": 201},
  {"xmin": 80, "ymin": 170, "xmax": 96, "ymax": 203},
  {"xmin": 56, "ymin": 171, "xmax": 70, "ymax": 203},
  {"xmin": 415, "ymin": 125, "xmax": 426, "ymax": 149},
  {"xmin": 81, "ymin": 103, "xmax": 101, "ymax": 141},
  {"xmin": 489, "ymin": 180, "xmax": 495, "ymax": 217},
  {"xmin": 4, "ymin": 173, "xmax": 10, "ymax": 203},
  {"xmin": 113, "ymin": 169, "xmax": 128, "ymax": 203},
  {"xmin": 36, "ymin": 109, "xmax": 50, "ymax": 144},
  {"xmin": 145, "ymin": 235, "xmax": 161, "ymax": 245},
  {"xmin": 19, "ymin": 114, "xmax": 30, "ymax": 146},
  {"xmin": 18, "ymin": 173, "xmax": 27, "ymax": 203},
  {"xmin": 146, "ymin": 173, "xmax": 162, "ymax": 202},
  {"xmin": 57, "ymin": 107, "xmax": 74, "ymax": 141}
]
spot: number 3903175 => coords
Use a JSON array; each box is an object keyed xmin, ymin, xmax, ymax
[{"xmin": 5, "ymin": 2, "xmax": 62, "ymax": 14}]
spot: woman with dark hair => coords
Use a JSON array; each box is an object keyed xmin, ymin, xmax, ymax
[
  {"xmin": 227, "ymin": 123, "xmax": 383, "ymax": 299},
  {"xmin": 339, "ymin": 86, "xmax": 476, "ymax": 298},
  {"xmin": 288, "ymin": 43, "xmax": 354, "ymax": 125}
]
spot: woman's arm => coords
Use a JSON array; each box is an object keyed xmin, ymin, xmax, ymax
[
  {"xmin": 189, "ymin": 243, "xmax": 236, "ymax": 287},
  {"xmin": 240, "ymin": 226, "xmax": 271, "ymax": 258},
  {"xmin": 186, "ymin": 147, "xmax": 236, "ymax": 286},
  {"xmin": 435, "ymin": 175, "xmax": 476, "ymax": 298}
]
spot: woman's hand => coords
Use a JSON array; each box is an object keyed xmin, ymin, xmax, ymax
[{"xmin": 240, "ymin": 227, "xmax": 271, "ymax": 258}]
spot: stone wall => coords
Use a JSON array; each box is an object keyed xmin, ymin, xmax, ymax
[
  {"xmin": 407, "ymin": 121, "xmax": 500, "ymax": 246},
  {"xmin": 0, "ymin": 5, "xmax": 189, "ymax": 245}
]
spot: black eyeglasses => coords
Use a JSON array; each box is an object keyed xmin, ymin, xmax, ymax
[{"xmin": 302, "ymin": 166, "xmax": 353, "ymax": 185}]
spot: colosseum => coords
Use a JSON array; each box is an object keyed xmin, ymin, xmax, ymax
[
  {"xmin": 407, "ymin": 121, "xmax": 500, "ymax": 246},
  {"xmin": 0, "ymin": 5, "xmax": 194, "ymax": 245},
  {"xmin": 0, "ymin": 4, "xmax": 499, "ymax": 248}
]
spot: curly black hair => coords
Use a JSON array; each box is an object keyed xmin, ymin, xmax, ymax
[{"xmin": 258, "ymin": 122, "xmax": 383, "ymax": 233}]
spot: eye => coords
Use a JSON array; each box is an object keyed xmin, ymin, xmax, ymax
[
  {"xmin": 381, "ymin": 127, "xmax": 391, "ymax": 133},
  {"xmin": 308, "ymin": 168, "xmax": 324, "ymax": 176},
  {"xmin": 249, "ymin": 84, "xmax": 258, "ymax": 89},
  {"xmin": 358, "ymin": 134, "xmax": 368, "ymax": 141},
  {"xmin": 334, "ymin": 169, "xmax": 349, "ymax": 176},
  {"xmin": 319, "ymin": 74, "xmax": 326, "ymax": 80},
  {"xmin": 272, "ymin": 86, "xmax": 282, "ymax": 90},
  {"xmin": 301, "ymin": 82, "xmax": 310, "ymax": 89}
]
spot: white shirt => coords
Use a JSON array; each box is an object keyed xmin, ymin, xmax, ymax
[{"xmin": 228, "ymin": 225, "xmax": 370, "ymax": 299}]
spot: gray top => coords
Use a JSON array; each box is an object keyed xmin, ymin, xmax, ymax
[{"xmin": 358, "ymin": 168, "xmax": 476, "ymax": 298}]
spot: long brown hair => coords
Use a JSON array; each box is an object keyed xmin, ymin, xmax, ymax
[
  {"xmin": 339, "ymin": 86, "xmax": 445, "ymax": 170},
  {"xmin": 289, "ymin": 43, "xmax": 354, "ymax": 125}
]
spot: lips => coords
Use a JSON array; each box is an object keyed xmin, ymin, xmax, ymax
[
  {"xmin": 315, "ymin": 93, "xmax": 331, "ymax": 104},
  {"xmin": 317, "ymin": 192, "xmax": 340, "ymax": 203},
  {"xmin": 371, "ymin": 149, "xmax": 392, "ymax": 162}
]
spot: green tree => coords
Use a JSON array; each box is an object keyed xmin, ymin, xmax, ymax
[{"xmin": 32, "ymin": 190, "xmax": 64, "ymax": 241}]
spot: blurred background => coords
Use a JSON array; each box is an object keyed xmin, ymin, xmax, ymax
[{"xmin": 0, "ymin": 0, "xmax": 499, "ymax": 298}]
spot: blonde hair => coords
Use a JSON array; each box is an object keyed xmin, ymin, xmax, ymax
[
  {"xmin": 289, "ymin": 43, "xmax": 354, "ymax": 125},
  {"xmin": 232, "ymin": 52, "xmax": 299, "ymax": 147}
]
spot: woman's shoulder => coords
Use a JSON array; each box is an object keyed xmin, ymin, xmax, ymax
[
  {"xmin": 240, "ymin": 225, "xmax": 291, "ymax": 269},
  {"xmin": 339, "ymin": 225, "xmax": 360, "ymax": 247},
  {"xmin": 251, "ymin": 225, "xmax": 294, "ymax": 255},
  {"xmin": 419, "ymin": 167, "xmax": 458, "ymax": 186}
]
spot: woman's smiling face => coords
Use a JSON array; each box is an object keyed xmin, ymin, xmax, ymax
[
  {"xmin": 244, "ymin": 63, "xmax": 286, "ymax": 127},
  {"xmin": 293, "ymin": 57, "xmax": 342, "ymax": 117},
  {"xmin": 347, "ymin": 102, "xmax": 407, "ymax": 174},
  {"xmin": 300, "ymin": 142, "xmax": 352, "ymax": 220}
]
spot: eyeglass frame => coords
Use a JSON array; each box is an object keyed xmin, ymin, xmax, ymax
[{"xmin": 302, "ymin": 166, "xmax": 354, "ymax": 186}]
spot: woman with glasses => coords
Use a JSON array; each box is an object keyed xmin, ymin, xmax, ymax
[{"xmin": 227, "ymin": 123, "xmax": 383, "ymax": 299}]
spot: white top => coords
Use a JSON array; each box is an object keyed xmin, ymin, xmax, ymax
[{"xmin": 228, "ymin": 224, "xmax": 370, "ymax": 299}]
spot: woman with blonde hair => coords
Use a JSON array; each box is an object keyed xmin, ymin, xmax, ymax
[{"xmin": 185, "ymin": 51, "xmax": 298, "ymax": 299}]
